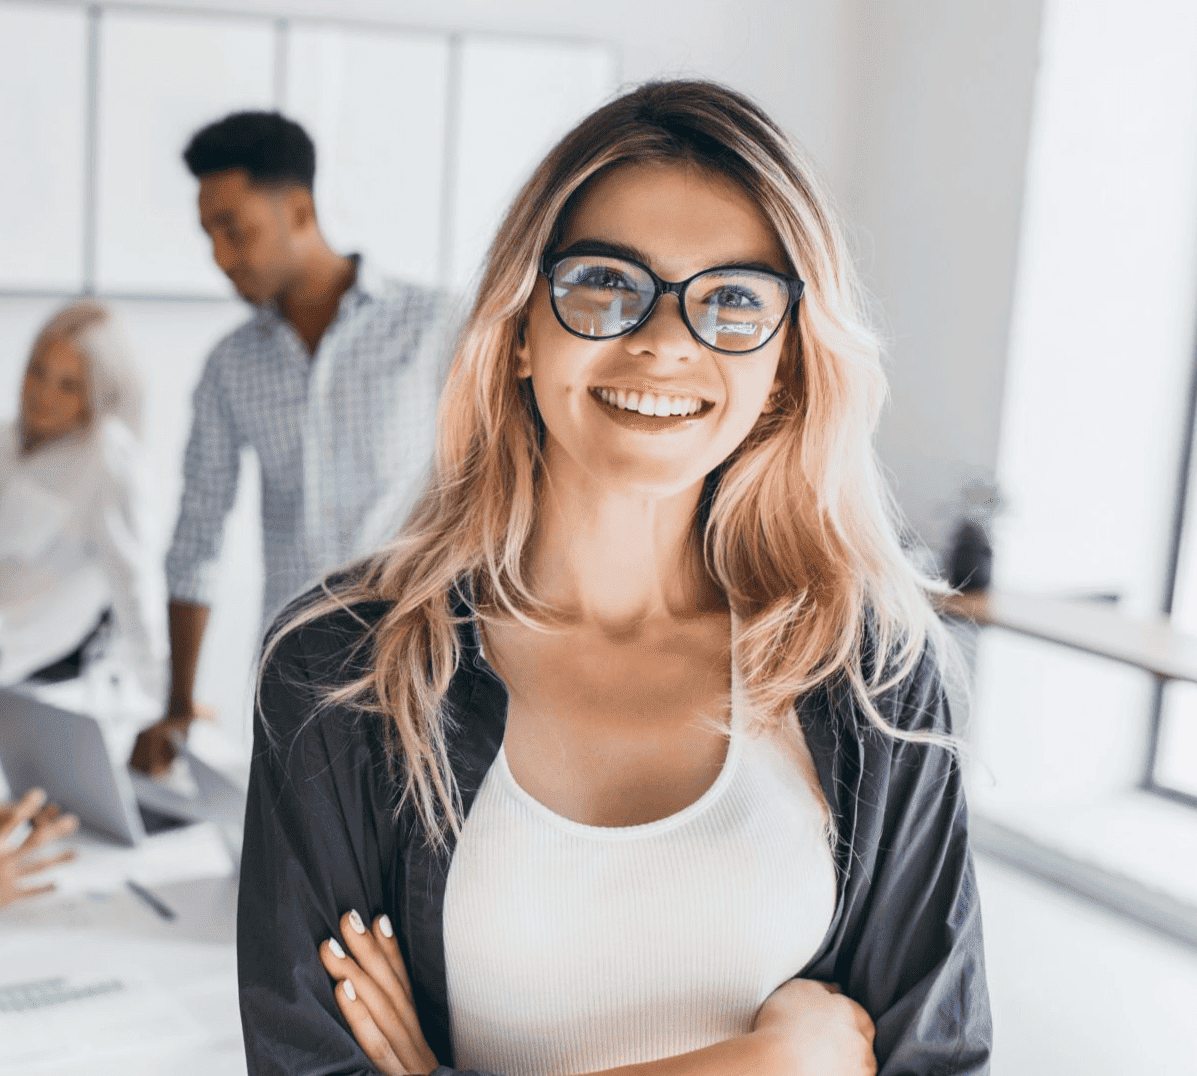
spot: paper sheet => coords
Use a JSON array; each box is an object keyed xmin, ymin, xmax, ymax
[{"xmin": 0, "ymin": 932, "xmax": 206, "ymax": 1073}]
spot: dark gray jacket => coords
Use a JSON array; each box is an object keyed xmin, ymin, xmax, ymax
[{"xmin": 238, "ymin": 594, "xmax": 992, "ymax": 1075}]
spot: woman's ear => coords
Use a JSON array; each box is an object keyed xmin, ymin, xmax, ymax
[
  {"xmin": 515, "ymin": 317, "xmax": 532, "ymax": 378},
  {"xmin": 761, "ymin": 376, "xmax": 785, "ymax": 414}
]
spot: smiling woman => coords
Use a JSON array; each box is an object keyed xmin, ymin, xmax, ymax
[{"xmin": 238, "ymin": 80, "xmax": 990, "ymax": 1076}]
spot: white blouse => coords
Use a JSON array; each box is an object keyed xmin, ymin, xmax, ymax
[
  {"xmin": 443, "ymin": 664, "xmax": 837, "ymax": 1075},
  {"xmin": 0, "ymin": 418, "xmax": 168, "ymax": 700}
]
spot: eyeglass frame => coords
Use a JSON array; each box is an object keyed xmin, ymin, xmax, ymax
[{"xmin": 538, "ymin": 245, "xmax": 806, "ymax": 356}]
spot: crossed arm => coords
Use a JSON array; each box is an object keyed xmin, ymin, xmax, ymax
[{"xmin": 317, "ymin": 909, "xmax": 876, "ymax": 1076}]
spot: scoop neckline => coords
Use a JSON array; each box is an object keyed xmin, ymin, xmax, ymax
[{"xmin": 490, "ymin": 630, "xmax": 745, "ymax": 841}]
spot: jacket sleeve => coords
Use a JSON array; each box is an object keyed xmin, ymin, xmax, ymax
[
  {"xmin": 239, "ymin": 617, "xmax": 399, "ymax": 1076},
  {"xmin": 239, "ymin": 615, "xmax": 497, "ymax": 1076},
  {"xmin": 844, "ymin": 649, "xmax": 992, "ymax": 1075}
]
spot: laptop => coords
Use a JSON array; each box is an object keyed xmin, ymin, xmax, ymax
[{"xmin": 0, "ymin": 687, "xmax": 242, "ymax": 847}]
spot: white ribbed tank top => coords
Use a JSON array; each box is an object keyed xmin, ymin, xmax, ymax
[{"xmin": 442, "ymin": 654, "xmax": 838, "ymax": 1076}]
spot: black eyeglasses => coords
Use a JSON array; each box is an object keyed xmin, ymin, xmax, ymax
[{"xmin": 540, "ymin": 245, "xmax": 805, "ymax": 355}]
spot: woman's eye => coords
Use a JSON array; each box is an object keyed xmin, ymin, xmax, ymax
[
  {"xmin": 564, "ymin": 265, "xmax": 638, "ymax": 292},
  {"xmin": 706, "ymin": 285, "xmax": 765, "ymax": 310}
]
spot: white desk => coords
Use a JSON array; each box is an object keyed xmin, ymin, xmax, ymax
[{"xmin": 0, "ymin": 821, "xmax": 246, "ymax": 1075}]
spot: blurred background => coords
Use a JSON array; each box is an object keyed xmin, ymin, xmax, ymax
[{"xmin": 1, "ymin": 0, "xmax": 1196, "ymax": 1072}]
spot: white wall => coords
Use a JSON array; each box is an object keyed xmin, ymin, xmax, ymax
[{"xmin": 847, "ymin": 0, "xmax": 1046, "ymax": 555}]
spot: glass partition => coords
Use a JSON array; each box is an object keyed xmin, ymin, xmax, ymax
[
  {"xmin": 95, "ymin": 11, "xmax": 275, "ymax": 295},
  {"xmin": 0, "ymin": 4, "xmax": 88, "ymax": 291},
  {"xmin": 449, "ymin": 38, "xmax": 616, "ymax": 287},
  {"xmin": 285, "ymin": 26, "xmax": 450, "ymax": 286}
]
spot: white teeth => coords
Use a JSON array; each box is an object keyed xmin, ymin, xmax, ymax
[{"xmin": 595, "ymin": 388, "xmax": 705, "ymax": 417}]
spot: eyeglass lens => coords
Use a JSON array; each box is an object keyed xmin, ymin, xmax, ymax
[{"xmin": 549, "ymin": 254, "xmax": 789, "ymax": 353}]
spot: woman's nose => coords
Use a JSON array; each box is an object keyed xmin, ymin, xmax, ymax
[{"xmin": 627, "ymin": 293, "xmax": 698, "ymax": 362}]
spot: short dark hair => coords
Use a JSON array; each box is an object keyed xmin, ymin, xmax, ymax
[{"xmin": 182, "ymin": 111, "xmax": 315, "ymax": 188}]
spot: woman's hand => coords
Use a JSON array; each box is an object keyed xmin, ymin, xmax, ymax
[
  {"xmin": 752, "ymin": 977, "xmax": 877, "ymax": 1076},
  {"xmin": 319, "ymin": 909, "xmax": 440, "ymax": 1076},
  {"xmin": 0, "ymin": 788, "xmax": 78, "ymax": 909}
]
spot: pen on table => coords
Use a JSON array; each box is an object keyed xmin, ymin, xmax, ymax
[{"xmin": 125, "ymin": 878, "xmax": 176, "ymax": 921}]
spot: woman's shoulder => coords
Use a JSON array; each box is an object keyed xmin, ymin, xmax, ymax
[
  {"xmin": 93, "ymin": 416, "xmax": 142, "ymax": 481},
  {"xmin": 875, "ymin": 637, "xmax": 951, "ymax": 736},
  {"xmin": 254, "ymin": 580, "xmax": 393, "ymax": 762},
  {"xmin": 824, "ymin": 618, "xmax": 955, "ymax": 743},
  {"xmin": 262, "ymin": 575, "xmax": 392, "ymax": 688}
]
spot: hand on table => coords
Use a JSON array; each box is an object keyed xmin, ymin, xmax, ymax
[
  {"xmin": 753, "ymin": 977, "xmax": 877, "ymax": 1076},
  {"xmin": 320, "ymin": 909, "xmax": 440, "ymax": 1076},
  {"xmin": 0, "ymin": 788, "xmax": 78, "ymax": 909},
  {"xmin": 129, "ymin": 701, "xmax": 215, "ymax": 777}
]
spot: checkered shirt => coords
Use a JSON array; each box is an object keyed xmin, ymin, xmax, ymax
[{"xmin": 165, "ymin": 258, "xmax": 455, "ymax": 621}]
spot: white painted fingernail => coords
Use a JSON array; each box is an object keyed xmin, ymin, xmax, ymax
[
  {"xmin": 348, "ymin": 909, "xmax": 366, "ymax": 934},
  {"xmin": 328, "ymin": 938, "xmax": 345, "ymax": 959},
  {"xmin": 378, "ymin": 913, "xmax": 394, "ymax": 938},
  {"xmin": 343, "ymin": 979, "xmax": 356, "ymax": 1002}
]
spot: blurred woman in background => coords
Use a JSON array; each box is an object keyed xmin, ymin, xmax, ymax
[{"xmin": 0, "ymin": 300, "xmax": 167, "ymax": 702}]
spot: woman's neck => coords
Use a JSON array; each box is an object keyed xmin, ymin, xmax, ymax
[
  {"xmin": 528, "ymin": 457, "xmax": 725, "ymax": 630},
  {"xmin": 20, "ymin": 424, "xmax": 85, "ymax": 456}
]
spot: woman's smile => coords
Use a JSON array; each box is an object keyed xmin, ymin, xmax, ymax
[{"xmin": 589, "ymin": 385, "xmax": 714, "ymax": 432}]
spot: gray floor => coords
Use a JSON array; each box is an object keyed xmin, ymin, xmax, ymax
[{"xmin": 975, "ymin": 854, "xmax": 1197, "ymax": 1075}]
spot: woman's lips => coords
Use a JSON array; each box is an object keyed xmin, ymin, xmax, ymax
[{"xmin": 589, "ymin": 387, "xmax": 712, "ymax": 432}]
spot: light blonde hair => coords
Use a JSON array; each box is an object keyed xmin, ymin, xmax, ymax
[
  {"xmin": 266, "ymin": 79, "xmax": 958, "ymax": 849},
  {"xmin": 21, "ymin": 299, "xmax": 144, "ymax": 451}
]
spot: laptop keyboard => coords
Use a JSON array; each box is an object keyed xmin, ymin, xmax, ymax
[
  {"xmin": 137, "ymin": 802, "xmax": 193, "ymax": 835},
  {"xmin": 0, "ymin": 976, "xmax": 126, "ymax": 1013}
]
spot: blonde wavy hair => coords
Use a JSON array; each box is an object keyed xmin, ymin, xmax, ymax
[{"xmin": 267, "ymin": 79, "xmax": 957, "ymax": 849}]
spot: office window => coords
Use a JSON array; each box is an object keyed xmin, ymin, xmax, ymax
[
  {"xmin": 1156, "ymin": 684, "xmax": 1197, "ymax": 797},
  {"xmin": 285, "ymin": 26, "xmax": 449, "ymax": 286},
  {"xmin": 993, "ymin": 0, "xmax": 1197, "ymax": 615},
  {"xmin": 95, "ymin": 11, "xmax": 275, "ymax": 295},
  {"xmin": 449, "ymin": 38, "xmax": 616, "ymax": 287},
  {"xmin": 1157, "ymin": 457, "xmax": 1197, "ymax": 800},
  {"xmin": 0, "ymin": 4, "xmax": 88, "ymax": 291},
  {"xmin": 984, "ymin": 0, "xmax": 1197, "ymax": 807}
]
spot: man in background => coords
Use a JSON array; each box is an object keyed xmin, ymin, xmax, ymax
[{"xmin": 131, "ymin": 111, "xmax": 452, "ymax": 774}]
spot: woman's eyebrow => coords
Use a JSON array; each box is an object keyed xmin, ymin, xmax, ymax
[
  {"xmin": 555, "ymin": 239, "xmax": 789, "ymax": 277},
  {"xmin": 718, "ymin": 258, "xmax": 790, "ymax": 275},
  {"xmin": 557, "ymin": 238, "xmax": 648, "ymax": 263}
]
